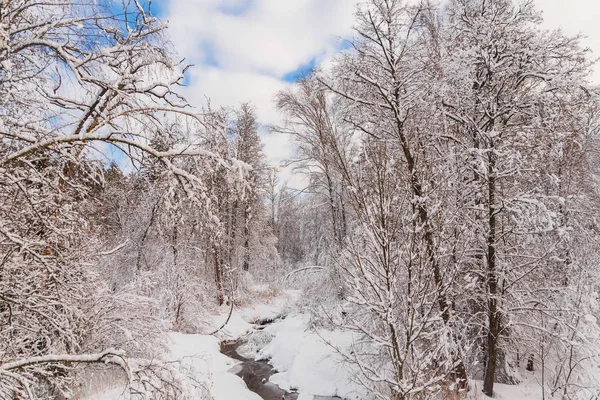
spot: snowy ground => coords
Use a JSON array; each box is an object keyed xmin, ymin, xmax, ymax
[
  {"xmin": 86, "ymin": 288, "xmax": 299, "ymax": 400},
  {"xmin": 83, "ymin": 287, "xmax": 559, "ymax": 400},
  {"xmin": 467, "ymin": 379, "xmax": 542, "ymax": 400},
  {"xmin": 166, "ymin": 332, "xmax": 261, "ymax": 400},
  {"xmin": 256, "ymin": 313, "xmax": 367, "ymax": 399},
  {"xmin": 191, "ymin": 289, "xmax": 369, "ymax": 399}
]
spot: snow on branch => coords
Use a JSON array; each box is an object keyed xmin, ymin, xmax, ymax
[{"xmin": 0, "ymin": 348, "xmax": 128, "ymax": 373}]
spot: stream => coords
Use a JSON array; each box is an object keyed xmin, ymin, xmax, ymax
[
  {"xmin": 220, "ymin": 319, "xmax": 341, "ymax": 400},
  {"xmin": 221, "ymin": 338, "xmax": 298, "ymax": 400}
]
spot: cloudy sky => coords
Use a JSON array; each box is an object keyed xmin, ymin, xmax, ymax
[{"xmin": 155, "ymin": 0, "xmax": 600, "ymax": 174}]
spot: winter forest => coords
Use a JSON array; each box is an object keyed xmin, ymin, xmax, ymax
[{"xmin": 1, "ymin": 0, "xmax": 600, "ymax": 399}]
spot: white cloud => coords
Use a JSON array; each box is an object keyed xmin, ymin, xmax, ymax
[
  {"xmin": 182, "ymin": 66, "xmax": 288, "ymax": 125},
  {"xmin": 163, "ymin": 0, "xmax": 358, "ymax": 171},
  {"xmin": 163, "ymin": 0, "xmax": 600, "ymax": 173},
  {"xmin": 165, "ymin": 0, "xmax": 356, "ymax": 76}
]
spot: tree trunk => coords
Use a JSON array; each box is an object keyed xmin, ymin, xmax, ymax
[
  {"xmin": 214, "ymin": 248, "xmax": 224, "ymax": 305},
  {"xmin": 242, "ymin": 204, "xmax": 250, "ymax": 271},
  {"xmin": 483, "ymin": 150, "xmax": 499, "ymax": 397},
  {"xmin": 172, "ymin": 223, "xmax": 181, "ymax": 325},
  {"xmin": 340, "ymin": 189, "xmax": 348, "ymax": 241},
  {"xmin": 229, "ymin": 199, "xmax": 238, "ymax": 270},
  {"xmin": 325, "ymin": 166, "xmax": 340, "ymax": 245},
  {"xmin": 136, "ymin": 200, "xmax": 159, "ymax": 273},
  {"xmin": 396, "ymin": 112, "xmax": 469, "ymax": 388},
  {"xmin": 172, "ymin": 224, "xmax": 178, "ymax": 268}
]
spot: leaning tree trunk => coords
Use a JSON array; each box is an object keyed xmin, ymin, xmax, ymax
[
  {"xmin": 396, "ymin": 112, "xmax": 469, "ymax": 388},
  {"xmin": 325, "ymin": 165, "xmax": 341, "ymax": 246}
]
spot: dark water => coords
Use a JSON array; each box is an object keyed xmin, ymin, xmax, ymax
[{"xmin": 220, "ymin": 339, "xmax": 299, "ymax": 400}]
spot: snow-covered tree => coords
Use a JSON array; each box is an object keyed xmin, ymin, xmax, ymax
[
  {"xmin": 321, "ymin": 0, "xmax": 469, "ymax": 394},
  {"xmin": 441, "ymin": 0, "xmax": 596, "ymax": 395},
  {"xmin": 276, "ymin": 0, "xmax": 600, "ymax": 398},
  {"xmin": 275, "ymin": 77, "xmax": 349, "ymax": 248},
  {"xmin": 0, "ymin": 0, "xmax": 238, "ymax": 396}
]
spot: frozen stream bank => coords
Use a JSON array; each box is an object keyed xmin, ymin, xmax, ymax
[{"xmin": 220, "ymin": 317, "xmax": 342, "ymax": 400}]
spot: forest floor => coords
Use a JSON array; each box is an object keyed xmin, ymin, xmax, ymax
[
  {"xmin": 186, "ymin": 287, "xmax": 366, "ymax": 399},
  {"xmin": 86, "ymin": 287, "xmax": 363, "ymax": 399},
  {"xmin": 85, "ymin": 285, "xmax": 547, "ymax": 400}
]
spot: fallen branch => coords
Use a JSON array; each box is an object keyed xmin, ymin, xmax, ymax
[
  {"xmin": 99, "ymin": 240, "xmax": 129, "ymax": 256},
  {"xmin": 209, "ymin": 275, "xmax": 236, "ymax": 336},
  {"xmin": 283, "ymin": 265, "xmax": 326, "ymax": 280},
  {"xmin": 209, "ymin": 300, "xmax": 235, "ymax": 336}
]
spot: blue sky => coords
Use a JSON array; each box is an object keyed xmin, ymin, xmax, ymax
[
  {"xmin": 98, "ymin": 0, "xmax": 358, "ymax": 180},
  {"xmin": 156, "ymin": 0, "xmax": 356, "ymax": 123},
  {"xmin": 106, "ymin": 0, "xmax": 600, "ymax": 181},
  {"xmin": 153, "ymin": 0, "xmax": 600, "ymax": 121},
  {"xmin": 150, "ymin": 0, "xmax": 358, "ymax": 185},
  {"xmin": 282, "ymin": 58, "xmax": 316, "ymax": 83}
]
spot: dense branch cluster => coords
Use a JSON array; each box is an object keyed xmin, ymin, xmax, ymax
[
  {"xmin": 275, "ymin": 0, "xmax": 600, "ymax": 398},
  {"xmin": 0, "ymin": 0, "xmax": 273, "ymax": 398}
]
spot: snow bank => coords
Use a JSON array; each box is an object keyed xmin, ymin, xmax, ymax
[
  {"xmin": 258, "ymin": 314, "xmax": 368, "ymax": 400},
  {"xmin": 241, "ymin": 289, "xmax": 301, "ymax": 322},
  {"xmin": 468, "ymin": 379, "xmax": 543, "ymax": 399},
  {"xmin": 210, "ymin": 310, "xmax": 255, "ymax": 339},
  {"xmin": 85, "ymin": 333, "xmax": 259, "ymax": 400},
  {"xmin": 84, "ymin": 287, "xmax": 303, "ymax": 400},
  {"xmin": 208, "ymin": 288, "xmax": 301, "ymax": 339},
  {"xmin": 84, "ymin": 387, "xmax": 128, "ymax": 400},
  {"xmin": 166, "ymin": 332, "xmax": 261, "ymax": 400},
  {"xmin": 210, "ymin": 371, "xmax": 262, "ymax": 400},
  {"xmin": 166, "ymin": 332, "xmax": 233, "ymax": 375}
]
